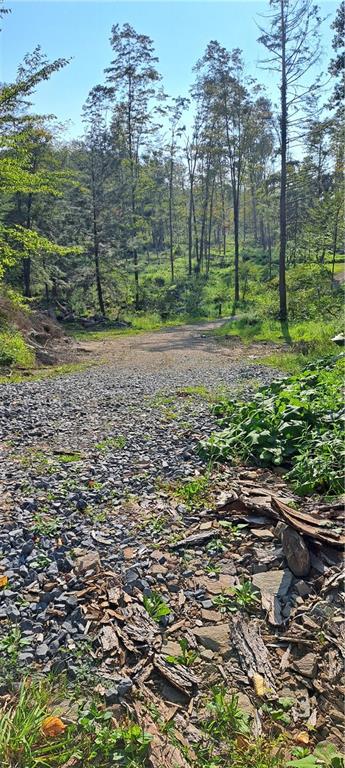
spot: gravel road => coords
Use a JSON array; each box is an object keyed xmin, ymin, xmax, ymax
[{"xmin": 0, "ymin": 320, "xmax": 278, "ymax": 674}]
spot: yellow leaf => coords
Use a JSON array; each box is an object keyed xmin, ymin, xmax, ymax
[
  {"xmin": 295, "ymin": 731, "xmax": 310, "ymax": 745},
  {"xmin": 42, "ymin": 716, "xmax": 66, "ymax": 738},
  {"xmin": 0, "ymin": 575, "xmax": 8, "ymax": 588},
  {"xmin": 253, "ymin": 673, "xmax": 268, "ymax": 697}
]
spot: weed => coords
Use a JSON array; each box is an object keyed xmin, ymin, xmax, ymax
[
  {"xmin": 95, "ymin": 435, "xmax": 127, "ymax": 451},
  {"xmin": 218, "ymin": 521, "xmax": 248, "ymax": 538},
  {"xmin": 165, "ymin": 638, "xmax": 199, "ymax": 667},
  {"xmin": 206, "ymin": 537, "xmax": 228, "ymax": 555},
  {"xmin": 33, "ymin": 514, "xmax": 61, "ymax": 535},
  {"xmin": 58, "ymin": 452, "xmax": 82, "ymax": 463},
  {"xmin": 175, "ymin": 475, "xmax": 210, "ymax": 510},
  {"xmin": 212, "ymin": 581, "xmax": 259, "ymax": 613},
  {"xmin": 0, "ymin": 330, "xmax": 34, "ymax": 369},
  {"xmin": 0, "ymin": 628, "xmax": 31, "ymax": 664},
  {"xmin": 143, "ymin": 592, "xmax": 170, "ymax": 623},
  {"xmin": 0, "ymin": 677, "xmax": 152, "ymax": 768},
  {"xmin": 30, "ymin": 553, "xmax": 51, "ymax": 569}
]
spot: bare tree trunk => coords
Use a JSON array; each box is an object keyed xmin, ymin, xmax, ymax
[
  {"xmin": 91, "ymin": 155, "xmax": 106, "ymax": 316},
  {"xmin": 250, "ymin": 175, "xmax": 258, "ymax": 244},
  {"xmin": 233, "ymin": 187, "xmax": 240, "ymax": 303},
  {"xmin": 23, "ymin": 193, "xmax": 33, "ymax": 298},
  {"xmin": 279, "ymin": 0, "xmax": 288, "ymax": 321},
  {"xmin": 168, "ymin": 154, "xmax": 174, "ymax": 282}
]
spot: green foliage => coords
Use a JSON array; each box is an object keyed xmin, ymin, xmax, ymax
[
  {"xmin": 201, "ymin": 355, "xmax": 345, "ymax": 496},
  {"xmin": 0, "ymin": 678, "xmax": 152, "ymax": 768},
  {"xmin": 142, "ymin": 592, "xmax": 170, "ymax": 623},
  {"xmin": 165, "ymin": 638, "xmax": 199, "ymax": 667},
  {"xmin": 95, "ymin": 436, "xmax": 127, "ymax": 451},
  {"xmin": 212, "ymin": 581, "xmax": 259, "ymax": 613},
  {"xmin": 0, "ymin": 628, "xmax": 31, "ymax": 665},
  {"xmin": 287, "ymin": 743, "xmax": 344, "ymax": 768},
  {"xmin": 174, "ymin": 475, "xmax": 210, "ymax": 510},
  {"xmin": 0, "ymin": 330, "xmax": 34, "ymax": 368}
]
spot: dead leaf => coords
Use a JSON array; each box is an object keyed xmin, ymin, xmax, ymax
[
  {"xmin": 0, "ymin": 575, "xmax": 8, "ymax": 588},
  {"xmin": 42, "ymin": 716, "xmax": 66, "ymax": 738}
]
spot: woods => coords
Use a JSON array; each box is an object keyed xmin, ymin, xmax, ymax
[{"xmin": 0, "ymin": 1, "xmax": 343, "ymax": 327}]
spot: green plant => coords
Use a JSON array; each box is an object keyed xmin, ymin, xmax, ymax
[
  {"xmin": 212, "ymin": 581, "xmax": 259, "ymax": 613},
  {"xmin": 201, "ymin": 355, "xmax": 345, "ymax": 496},
  {"xmin": 0, "ymin": 330, "xmax": 34, "ymax": 369},
  {"xmin": 0, "ymin": 678, "xmax": 76, "ymax": 768},
  {"xmin": 205, "ymin": 687, "xmax": 251, "ymax": 740},
  {"xmin": 143, "ymin": 592, "xmax": 170, "ymax": 623},
  {"xmin": 95, "ymin": 435, "xmax": 127, "ymax": 451},
  {"xmin": 174, "ymin": 475, "xmax": 211, "ymax": 510},
  {"xmin": 57, "ymin": 452, "xmax": 82, "ymax": 463},
  {"xmin": 165, "ymin": 638, "xmax": 199, "ymax": 667},
  {"xmin": 287, "ymin": 743, "xmax": 345, "ymax": 767},
  {"xmin": 206, "ymin": 538, "xmax": 228, "ymax": 555},
  {"xmin": 0, "ymin": 629, "xmax": 31, "ymax": 663},
  {"xmin": 33, "ymin": 514, "xmax": 61, "ymax": 535},
  {"xmin": 218, "ymin": 521, "xmax": 248, "ymax": 538}
]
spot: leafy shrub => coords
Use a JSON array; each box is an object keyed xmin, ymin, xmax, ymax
[
  {"xmin": 0, "ymin": 331, "xmax": 34, "ymax": 368},
  {"xmin": 200, "ymin": 355, "xmax": 345, "ymax": 496}
]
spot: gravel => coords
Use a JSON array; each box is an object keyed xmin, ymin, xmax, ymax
[{"xmin": 0, "ymin": 322, "xmax": 279, "ymax": 677}]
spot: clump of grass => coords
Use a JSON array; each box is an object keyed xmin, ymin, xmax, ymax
[
  {"xmin": 174, "ymin": 475, "xmax": 211, "ymax": 510},
  {"xmin": 95, "ymin": 435, "xmax": 126, "ymax": 451},
  {"xmin": 0, "ymin": 361, "xmax": 100, "ymax": 385},
  {"xmin": 0, "ymin": 677, "xmax": 152, "ymax": 768},
  {"xmin": 0, "ymin": 330, "xmax": 34, "ymax": 369}
]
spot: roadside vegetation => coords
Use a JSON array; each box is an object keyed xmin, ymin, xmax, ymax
[{"xmin": 202, "ymin": 354, "xmax": 345, "ymax": 497}]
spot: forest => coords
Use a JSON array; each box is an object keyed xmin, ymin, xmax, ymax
[
  {"xmin": 0, "ymin": 2, "xmax": 345, "ymax": 768},
  {"xmin": 0, "ymin": 0, "xmax": 344, "ymax": 347}
]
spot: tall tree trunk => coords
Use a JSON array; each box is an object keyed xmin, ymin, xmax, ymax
[
  {"xmin": 23, "ymin": 193, "xmax": 33, "ymax": 298},
  {"xmin": 168, "ymin": 155, "xmax": 174, "ymax": 282},
  {"xmin": 188, "ymin": 180, "xmax": 193, "ymax": 276},
  {"xmin": 331, "ymin": 204, "xmax": 340, "ymax": 289},
  {"xmin": 233, "ymin": 188, "xmax": 240, "ymax": 303},
  {"xmin": 279, "ymin": 0, "xmax": 288, "ymax": 321},
  {"xmin": 91, "ymin": 155, "xmax": 105, "ymax": 316},
  {"xmin": 250, "ymin": 175, "xmax": 258, "ymax": 243}
]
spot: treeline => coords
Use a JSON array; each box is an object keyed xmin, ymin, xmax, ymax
[{"xmin": 0, "ymin": 0, "xmax": 344, "ymax": 322}]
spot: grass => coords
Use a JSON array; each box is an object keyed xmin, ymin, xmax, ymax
[
  {"xmin": 0, "ymin": 361, "xmax": 101, "ymax": 385},
  {"xmin": 165, "ymin": 473, "xmax": 212, "ymax": 510},
  {"xmin": 0, "ymin": 674, "xmax": 343, "ymax": 768},
  {"xmin": 95, "ymin": 436, "xmax": 127, "ymax": 451},
  {"xmin": 0, "ymin": 677, "xmax": 152, "ymax": 768},
  {"xmin": 213, "ymin": 317, "xmax": 342, "ymax": 373},
  {"xmin": 0, "ymin": 330, "xmax": 34, "ymax": 368}
]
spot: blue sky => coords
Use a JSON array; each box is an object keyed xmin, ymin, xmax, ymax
[{"xmin": 1, "ymin": 0, "xmax": 337, "ymax": 138}]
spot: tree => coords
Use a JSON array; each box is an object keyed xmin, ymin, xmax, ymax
[
  {"xmin": 194, "ymin": 44, "xmax": 254, "ymax": 302},
  {"xmin": 82, "ymin": 86, "xmax": 111, "ymax": 315},
  {"xmin": 329, "ymin": 1, "xmax": 345, "ymax": 108},
  {"xmin": 0, "ymin": 43, "xmax": 79, "ymax": 292},
  {"xmin": 105, "ymin": 23, "xmax": 161, "ymax": 309},
  {"xmin": 258, "ymin": 0, "xmax": 322, "ymax": 320}
]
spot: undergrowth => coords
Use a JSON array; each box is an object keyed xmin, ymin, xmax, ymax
[
  {"xmin": 0, "ymin": 330, "xmax": 34, "ymax": 368},
  {"xmin": 201, "ymin": 354, "xmax": 345, "ymax": 496}
]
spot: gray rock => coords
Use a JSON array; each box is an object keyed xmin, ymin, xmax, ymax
[
  {"xmin": 36, "ymin": 643, "xmax": 49, "ymax": 660},
  {"xmin": 281, "ymin": 526, "xmax": 310, "ymax": 578}
]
